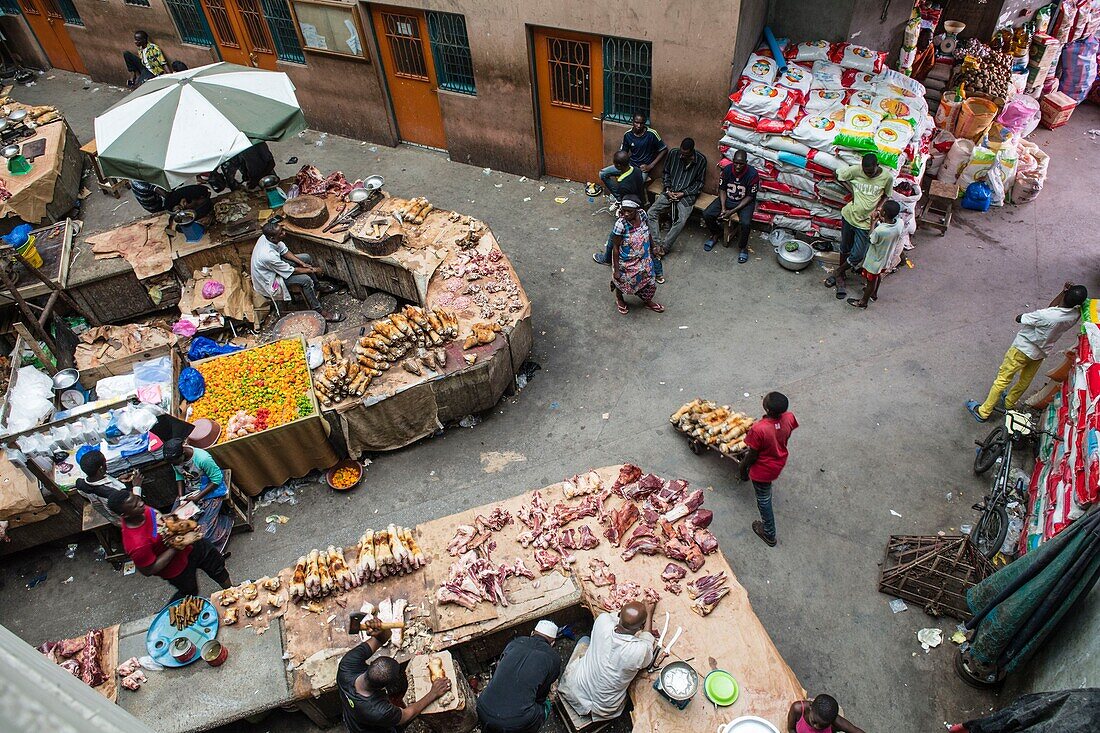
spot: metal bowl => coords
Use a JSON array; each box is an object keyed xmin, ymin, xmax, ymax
[
  {"xmin": 1, "ymin": 144, "xmax": 19, "ymax": 159},
  {"xmin": 258, "ymin": 174, "xmax": 280, "ymax": 190},
  {"xmin": 657, "ymin": 661, "xmax": 699, "ymax": 702},
  {"xmin": 775, "ymin": 239, "xmax": 815, "ymax": 271},
  {"xmin": 7, "ymin": 108, "xmax": 27, "ymax": 123},
  {"xmin": 364, "ymin": 174, "xmax": 384, "ymax": 192},
  {"xmin": 347, "ymin": 187, "xmax": 372, "ymax": 204},
  {"xmin": 52, "ymin": 368, "xmax": 80, "ymax": 391}
]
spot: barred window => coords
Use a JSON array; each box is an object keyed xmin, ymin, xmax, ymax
[
  {"xmin": 602, "ymin": 37, "xmax": 652, "ymax": 124},
  {"xmin": 165, "ymin": 0, "xmax": 213, "ymax": 46},
  {"xmin": 123, "ymin": 0, "xmax": 151, "ymax": 7},
  {"xmin": 263, "ymin": 0, "xmax": 306, "ymax": 64},
  {"xmin": 0, "ymin": 0, "xmax": 18, "ymax": 16},
  {"xmin": 426, "ymin": 11, "xmax": 475, "ymax": 95}
]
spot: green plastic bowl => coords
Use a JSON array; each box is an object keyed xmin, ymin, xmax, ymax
[{"xmin": 704, "ymin": 669, "xmax": 739, "ymax": 706}]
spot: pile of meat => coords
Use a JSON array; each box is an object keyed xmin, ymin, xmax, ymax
[
  {"xmin": 435, "ymin": 552, "xmax": 536, "ymax": 610},
  {"xmin": 688, "ymin": 572, "xmax": 731, "ymax": 617},
  {"xmin": 38, "ymin": 629, "xmax": 107, "ymax": 688},
  {"xmin": 447, "ymin": 508, "xmax": 513, "ymax": 556},
  {"xmin": 604, "ymin": 466, "xmax": 718, "ymax": 575},
  {"xmin": 515, "ymin": 488, "xmax": 604, "ymax": 572},
  {"xmin": 294, "ymin": 165, "xmax": 358, "ymax": 197},
  {"xmin": 117, "ymin": 656, "xmax": 146, "ymax": 691}
]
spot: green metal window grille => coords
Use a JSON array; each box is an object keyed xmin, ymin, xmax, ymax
[
  {"xmin": 261, "ymin": 0, "xmax": 305, "ymax": 64},
  {"xmin": 56, "ymin": 0, "xmax": 82, "ymax": 25},
  {"xmin": 0, "ymin": 0, "xmax": 18, "ymax": 17},
  {"xmin": 426, "ymin": 11, "xmax": 475, "ymax": 95},
  {"xmin": 123, "ymin": 0, "xmax": 151, "ymax": 7},
  {"xmin": 602, "ymin": 37, "xmax": 651, "ymax": 123},
  {"xmin": 164, "ymin": 0, "xmax": 213, "ymax": 46}
]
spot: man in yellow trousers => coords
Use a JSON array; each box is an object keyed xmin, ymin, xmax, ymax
[{"xmin": 967, "ymin": 283, "xmax": 1088, "ymax": 422}]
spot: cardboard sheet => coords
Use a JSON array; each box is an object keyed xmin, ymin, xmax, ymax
[
  {"xmin": 0, "ymin": 453, "xmax": 44, "ymax": 520},
  {"xmin": 74, "ymin": 324, "xmax": 176, "ymax": 371},
  {"xmin": 177, "ymin": 263, "xmax": 265, "ymax": 324},
  {"xmin": 86, "ymin": 214, "xmax": 175, "ymax": 280}
]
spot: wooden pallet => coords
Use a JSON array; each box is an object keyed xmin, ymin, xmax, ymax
[{"xmin": 877, "ymin": 535, "xmax": 995, "ymax": 620}]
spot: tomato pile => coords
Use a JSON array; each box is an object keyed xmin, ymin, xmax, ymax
[{"xmin": 190, "ymin": 339, "xmax": 315, "ymax": 442}]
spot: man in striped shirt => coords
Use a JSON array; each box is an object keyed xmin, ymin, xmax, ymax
[{"xmin": 647, "ymin": 138, "xmax": 706, "ymax": 256}]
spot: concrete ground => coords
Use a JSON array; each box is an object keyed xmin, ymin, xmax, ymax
[{"xmin": 2, "ymin": 70, "xmax": 1099, "ymax": 732}]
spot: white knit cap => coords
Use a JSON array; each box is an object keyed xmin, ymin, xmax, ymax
[
  {"xmin": 534, "ymin": 619, "xmax": 558, "ymax": 639},
  {"xmin": 619, "ymin": 198, "xmax": 641, "ymax": 209}
]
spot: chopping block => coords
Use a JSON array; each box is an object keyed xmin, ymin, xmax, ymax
[{"xmin": 404, "ymin": 650, "xmax": 477, "ymax": 733}]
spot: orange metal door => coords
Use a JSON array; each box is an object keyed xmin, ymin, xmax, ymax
[
  {"xmin": 533, "ymin": 28, "xmax": 603, "ymax": 182},
  {"xmin": 18, "ymin": 0, "xmax": 87, "ymax": 74},
  {"xmin": 371, "ymin": 7, "xmax": 446, "ymax": 149},
  {"xmin": 200, "ymin": 0, "xmax": 277, "ymax": 69}
]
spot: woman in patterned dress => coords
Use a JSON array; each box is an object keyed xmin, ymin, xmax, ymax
[{"xmin": 610, "ymin": 197, "xmax": 664, "ymax": 315}]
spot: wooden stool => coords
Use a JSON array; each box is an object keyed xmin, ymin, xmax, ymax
[
  {"xmin": 79, "ymin": 139, "xmax": 129, "ymax": 198},
  {"xmin": 918, "ymin": 180, "xmax": 959, "ymax": 236},
  {"xmin": 552, "ymin": 641, "xmax": 613, "ymax": 733},
  {"xmin": 81, "ymin": 502, "xmax": 128, "ymax": 563},
  {"xmin": 222, "ymin": 469, "xmax": 255, "ymax": 534}
]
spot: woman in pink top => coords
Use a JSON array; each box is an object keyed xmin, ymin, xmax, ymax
[{"xmin": 787, "ymin": 694, "xmax": 865, "ymax": 733}]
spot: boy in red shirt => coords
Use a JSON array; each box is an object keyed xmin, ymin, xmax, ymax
[
  {"xmin": 108, "ymin": 491, "xmax": 231, "ymax": 601},
  {"xmin": 737, "ymin": 392, "xmax": 798, "ymax": 547}
]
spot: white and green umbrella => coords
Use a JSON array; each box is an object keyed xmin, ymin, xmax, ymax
[{"xmin": 94, "ymin": 62, "xmax": 307, "ymax": 189}]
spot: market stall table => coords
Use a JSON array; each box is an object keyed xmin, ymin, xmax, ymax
[{"xmin": 0, "ymin": 119, "xmax": 82, "ymax": 224}]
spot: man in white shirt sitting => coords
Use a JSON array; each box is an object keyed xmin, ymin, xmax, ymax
[
  {"xmin": 967, "ymin": 283, "xmax": 1088, "ymax": 421},
  {"xmin": 250, "ymin": 220, "xmax": 343, "ymax": 322},
  {"xmin": 558, "ymin": 601, "xmax": 657, "ymax": 725}
]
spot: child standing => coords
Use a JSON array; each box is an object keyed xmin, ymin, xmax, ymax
[{"xmin": 848, "ymin": 200, "xmax": 902, "ymax": 309}]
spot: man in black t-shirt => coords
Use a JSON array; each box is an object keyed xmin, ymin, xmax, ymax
[
  {"xmin": 336, "ymin": 621, "xmax": 450, "ymax": 733},
  {"xmin": 476, "ymin": 620, "xmax": 561, "ymax": 733},
  {"xmin": 620, "ymin": 113, "xmax": 668, "ymax": 175},
  {"xmin": 702, "ymin": 151, "xmax": 760, "ymax": 262}
]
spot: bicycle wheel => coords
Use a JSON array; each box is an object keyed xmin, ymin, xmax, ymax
[
  {"xmin": 972, "ymin": 505, "xmax": 1009, "ymax": 559},
  {"xmin": 974, "ymin": 426, "xmax": 1008, "ymax": 475}
]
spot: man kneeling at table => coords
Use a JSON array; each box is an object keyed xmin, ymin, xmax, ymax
[
  {"xmin": 477, "ymin": 619, "xmax": 562, "ymax": 733},
  {"xmin": 108, "ymin": 491, "xmax": 232, "ymax": 602},
  {"xmin": 337, "ymin": 620, "xmax": 451, "ymax": 733},
  {"xmin": 559, "ymin": 601, "xmax": 657, "ymax": 725}
]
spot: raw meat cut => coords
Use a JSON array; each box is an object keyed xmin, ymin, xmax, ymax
[
  {"xmin": 435, "ymin": 551, "xmax": 513, "ymax": 610},
  {"xmin": 621, "ymin": 525, "xmax": 662, "ymax": 561},
  {"xmin": 604, "ymin": 502, "xmax": 640, "ymax": 546},
  {"xmin": 586, "ymin": 558, "xmax": 616, "ymax": 587},
  {"xmin": 534, "ymin": 548, "xmax": 560, "ymax": 571},
  {"xmin": 662, "ymin": 489, "xmax": 705, "ymax": 523},
  {"xmin": 564, "ymin": 471, "xmax": 602, "ymax": 499},
  {"xmin": 79, "ymin": 630, "xmax": 107, "ymax": 687},
  {"xmin": 553, "ymin": 495, "xmax": 600, "ymax": 525},
  {"xmin": 595, "ymin": 581, "xmax": 660, "ymax": 611},
  {"xmin": 660, "ymin": 563, "xmax": 687, "ymax": 581},
  {"xmin": 664, "ymin": 580, "xmax": 683, "ymax": 595},
  {"xmin": 687, "ymin": 509, "xmax": 713, "ymax": 529},
  {"xmin": 691, "ymin": 586, "xmax": 730, "ymax": 616},
  {"xmin": 611, "ymin": 464, "xmax": 642, "ymax": 493},
  {"xmin": 505, "ymin": 557, "xmax": 537, "ymax": 580},
  {"xmin": 694, "ymin": 528, "xmax": 719, "ymax": 555},
  {"xmin": 476, "ymin": 507, "xmax": 513, "ymax": 532},
  {"xmin": 665, "ymin": 538, "xmax": 705, "ymax": 571},
  {"xmin": 687, "ymin": 572, "xmax": 727, "ymax": 599},
  {"xmin": 57, "ymin": 637, "xmax": 86, "ymax": 658},
  {"xmin": 559, "ymin": 525, "xmax": 600, "ymax": 550}
]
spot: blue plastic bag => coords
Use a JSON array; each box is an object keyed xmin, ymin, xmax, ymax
[
  {"xmin": 187, "ymin": 336, "xmax": 243, "ymax": 361},
  {"xmin": 2, "ymin": 223, "xmax": 32, "ymax": 247},
  {"xmin": 177, "ymin": 366, "xmax": 206, "ymax": 402},
  {"xmin": 961, "ymin": 182, "xmax": 992, "ymax": 212}
]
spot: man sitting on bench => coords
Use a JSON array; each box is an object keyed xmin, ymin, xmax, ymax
[
  {"xmin": 703, "ymin": 150, "xmax": 759, "ymax": 263},
  {"xmin": 558, "ymin": 602, "xmax": 657, "ymax": 726}
]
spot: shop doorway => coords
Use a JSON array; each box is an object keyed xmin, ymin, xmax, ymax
[
  {"xmin": 532, "ymin": 27, "xmax": 604, "ymax": 182},
  {"xmin": 199, "ymin": 0, "xmax": 278, "ymax": 69},
  {"xmin": 17, "ymin": 0, "xmax": 86, "ymax": 74},
  {"xmin": 369, "ymin": 6, "xmax": 446, "ymax": 149}
]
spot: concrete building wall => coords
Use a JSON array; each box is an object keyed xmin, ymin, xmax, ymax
[
  {"xmin": 0, "ymin": 15, "xmax": 50, "ymax": 70},
  {"xmin": 67, "ymin": 0, "xmax": 219, "ymax": 84},
  {"xmin": 769, "ymin": 0, "xmax": 853, "ymax": 44}
]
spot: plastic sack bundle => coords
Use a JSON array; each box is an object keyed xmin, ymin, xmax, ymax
[
  {"xmin": 177, "ymin": 366, "xmax": 206, "ymax": 403},
  {"xmin": 830, "ymin": 43, "xmax": 886, "ymax": 73},
  {"xmin": 1011, "ymin": 139, "xmax": 1049, "ymax": 204},
  {"xmin": 960, "ymin": 181, "xmax": 992, "ymax": 212},
  {"xmin": 848, "ymin": 89, "xmax": 875, "ymax": 110},
  {"xmin": 790, "ymin": 113, "xmax": 842, "ymax": 149},
  {"xmin": 775, "ymin": 63, "xmax": 812, "ymax": 99},
  {"xmin": 787, "ymin": 40, "xmax": 832, "ymax": 63},
  {"xmin": 956, "ymin": 145, "xmax": 997, "ymax": 190},
  {"xmin": 835, "ymin": 107, "xmax": 883, "ymax": 151},
  {"xmin": 926, "ymin": 128, "xmax": 956, "ymax": 177},
  {"xmin": 725, "ymin": 105, "xmax": 759, "ymax": 130},
  {"xmin": 986, "ymin": 151, "xmax": 1018, "ymax": 207},
  {"xmin": 743, "ymin": 52, "xmax": 780, "ymax": 84},
  {"xmin": 888, "ymin": 180, "xmax": 922, "ymax": 235},
  {"xmin": 997, "ymin": 94, "xmax": 1040, "ymax": 133},
  {"xmin": 1059, "ymin": 35, "xmax": 1099, "ymax": 101},
  {"xmin": 729, "ymin": 82, "xmax": 798, "ymax": 118},
  {"xmin": 936, "ymin": 138, "xmax": 974, "ymax": 185},
  {"xmin": 805, "ymin": 88, "xmax": 845, "ymax": 113},
  {"xmin": 187, "ymin": 336, "xmax": 243, "ymax": 361},
  {"xmin": 873, "ymin": 119, "xmax": 916, "ymax": 168},
  {"xmin": 810, "ymin": 61, "xmax": 846, "ymax": 89}
]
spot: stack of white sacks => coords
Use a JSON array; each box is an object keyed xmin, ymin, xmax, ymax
[{"xmin": 719, "ymin": 39, "xmax": 935, "ymax": 248}]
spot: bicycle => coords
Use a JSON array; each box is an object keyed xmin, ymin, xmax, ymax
[{"xmin": 970, "ymin": 407, "xmax": 1051, "ymax": 558}]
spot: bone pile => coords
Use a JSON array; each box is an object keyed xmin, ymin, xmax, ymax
[
  {"xmin": 394, "ymin": 196, "xmax": 434, "ymax": 225},
  {"xmin": 435, "ymin": 552, "xmax": 536, "ymax": 610},
  {"xmin": 350, "ymin": 305, "xmax": 459, "ymax": 382},
  {"xmin": 688, "ymin": 572, "xmax": 731, "ymax": 616},
  {"xmin": 312, "ymin": 339, "xmax": 371, "ymax": 406},
  {"xmin": 358, "ymin": 598, "xmax": 408, "ymax": 647},
  {"xmin": 435, "ymin": 249, "xmax": 522, "ymax": 323},
  {"xmin": 671, "ymin": 399, "xmax": 755, "ymax": 455},
  {"xmin": 353, "ymin": 525, "xmax": 426, "ymax": 584},
  {"xmin": 594, "ymin": 581, "xmax": 661, "ymax": 612},
  {"xmin": 290, "ymin": 546, "xmax": 357, "ymax": 601}
]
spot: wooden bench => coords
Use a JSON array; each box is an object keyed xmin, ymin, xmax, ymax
[
  {"xmin": 221, "ymin": 468, "xmax": 256, "ymax": 534},
  {"xmin": 647, "ymin": 180, "xmax": 738, "ymax": 245}
]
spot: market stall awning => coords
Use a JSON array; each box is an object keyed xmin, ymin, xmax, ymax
[{"xmin": 94, "ymin": 63, "xmax": 306, "ymax": 189}]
